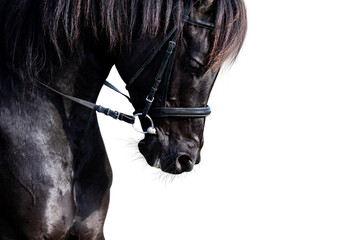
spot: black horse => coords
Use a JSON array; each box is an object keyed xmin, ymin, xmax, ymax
[{"xmin": 0, "ymin": 0, "xmax": 246, "ymax": 239}]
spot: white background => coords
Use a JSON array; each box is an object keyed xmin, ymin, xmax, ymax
[{"xmin": 99, "ymin": 1, "xmax": 360, "ymax": 239}]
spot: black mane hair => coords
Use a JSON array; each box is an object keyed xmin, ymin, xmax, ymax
[{"xmin": 0, "ymin": 0, "xmax": 246, "ymax": 82}]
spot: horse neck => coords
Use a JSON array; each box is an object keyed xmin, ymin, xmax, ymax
[
  {"xmin": 36, "ymin": 49, "xmax": 115, "ymax": 140},
  {"xmin": 69, "ymin": 50, "xmax": 114, "ymax": 104}
]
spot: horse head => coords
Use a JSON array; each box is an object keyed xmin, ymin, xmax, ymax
[{"xmin": 115, "ymin": 0, "xmax": 246, "ymax": 174}]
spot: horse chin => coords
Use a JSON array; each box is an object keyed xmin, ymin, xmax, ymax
[{"xmin": 138, "ymin": 135, "xmax": 161, "ymax": 168}]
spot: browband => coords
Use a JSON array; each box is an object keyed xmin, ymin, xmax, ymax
[{"xmin": 183, "ymin": 16, "xmax": 215, "ymax": 30}]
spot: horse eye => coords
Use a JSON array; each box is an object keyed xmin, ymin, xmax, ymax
[
  {"xmin": 186, "ymin": 57, "xmax": 204, "ymax": 74},
  {"xmin": 188, "ymin": 59, "xmax": 201, "ymax": 69}
]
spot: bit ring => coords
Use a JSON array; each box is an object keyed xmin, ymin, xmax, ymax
[{"xmin": 132, "ymin": 113, "xmax": 156, "ymax": 135}]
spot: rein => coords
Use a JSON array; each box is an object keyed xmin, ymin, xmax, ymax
[{"xmin": 36, "ymin": 80, "xmax": 135, "ymax": 124}]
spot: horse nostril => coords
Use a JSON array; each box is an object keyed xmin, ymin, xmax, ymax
[{"xmin": 175, "ymin": 154, "xmax": 194, "ymax": 173}]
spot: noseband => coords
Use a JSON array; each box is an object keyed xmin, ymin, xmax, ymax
[{"xmin": 37, "ymin": 1, "xmax": 215, "ymax": 135}]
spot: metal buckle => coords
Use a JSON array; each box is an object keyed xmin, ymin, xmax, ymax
[
  {"xmin": 146, "ymin": 95, "xmax": 154, "ymax": 103},
  {"xmin": 114, "ymin": 111, "xmax": 120, "ymax": 119},
  {"xmin": 169, "ymin": 41, "xmax": 176, "ymax": 47},
  {"xmin": 132, "ymin": 113, "xmax": 156, "ymax": 135},
  {"xmin": 167, "ymin": 41, "xmax": 176, "ymax": 54}
]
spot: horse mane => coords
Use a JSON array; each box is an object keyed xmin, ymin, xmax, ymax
[{"xmin": 0, "ymin": 0, "xmax": 246, "ymax": 82}]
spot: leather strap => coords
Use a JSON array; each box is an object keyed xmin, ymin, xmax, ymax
[
  {"xmin": 142, "ymin": 38, "xmax": 178, "ymax": 116},
  {"xmin": 183, "ymin": 16, "xmax": 215, "ymax": 30},
  {"xmin": 161, "ymin": 41, "xmax": 177, "ymax": 107},
  {"xmin": 126, "ymin": 27, "xmax": 177, "ymax": 89},
  {"xmin": 104, "ymin": 80, "xmax": 131, "ymax": 103},
  {"xmin": 37, "ymin": 81, "xmax": 135, "ymax": 124},
  {"xmin": 94, "ymin": 105, "xmax": 135, "ymax": 124},
  {"xmin": 135, "ymin": 106, "xmax": 211, "ymax": 118}
]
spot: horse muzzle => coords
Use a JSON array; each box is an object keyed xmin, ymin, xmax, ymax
[{"xmin": 138, "ymin": 126, "xmax": 203, "ymax": 174}]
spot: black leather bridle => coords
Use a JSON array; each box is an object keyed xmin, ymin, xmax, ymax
[
  {"xmin": 128, "ymin": 17, "xmax": 214, "ymax": 118},
  {"xmin": 126, "ymin": 1, "xmax": 215, "ymax": 134},
  {"xmin": 38, "ymin": 0, "xmax": 215, "ymax": 135}
]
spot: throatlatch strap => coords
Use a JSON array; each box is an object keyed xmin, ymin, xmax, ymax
[
  {"xmin": 104, "ymin": 80, "xmax": 131, "ymax": 103},
  {"xmin": 126, "ymin": 27, "xmax": 177, "ymax": 89}
]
